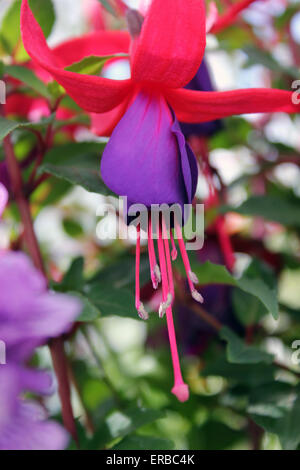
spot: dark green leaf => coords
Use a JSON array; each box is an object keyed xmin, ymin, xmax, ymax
[
  {"xmin": 220, "ymin": 326, "xmax": 273, "ymax": 364},
  {"xmin": 85, "ymin": 282, "xmax": 138, "ymax": 320},
  {"xmin": 203, "ymin": 355, "xmax": 276, "ymax": 386},
  {"xmin": 58, "ymin": 257, "xmax": 84, "ymax": 292},
  {"xmin": 251, "ymin": 388, "xmax": 300, "ymax": 450},
  {"xmin": 38, "ymin": 142, "xmax": 111, "ymax": 195},
  {"xmin": 70, "ymin": 292, "xmax": 100, "ymax": 322},
  {"xmin": 5, "ymin": 65, "xmax": 51, "ymax": 99},
  {"xmin": 114, "ymin": 435, "xmax": 174, "ymax": 451},
  {"xmin": 0, "ymin": 115, "xmax": 54, "ymax": 142},
  {"xmin": 180, "ymin": 258, "xmax": 279, "ymax": 320},
  {"xmin": 89, "ymin": 407, "xmax": 165, "ymax": 448},
  {"xmin": 66, "ymin": 54, "xmax": 128, "ymax": 75}
]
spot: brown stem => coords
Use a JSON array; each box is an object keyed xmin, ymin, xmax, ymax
[
  {"xmin": 50, "ymin": 338, "xmax": 79, "ymax": 444},
  {"xmin": 3, "ymin": 132, "xmax": 78, "ymax": 444},
  {"xmin": 68, "ymin": 363, "xmax": 95, "ymax": 435},
  {"xmin": 3, "ymin": 136, "xmax": 45, "ymax": 273}
]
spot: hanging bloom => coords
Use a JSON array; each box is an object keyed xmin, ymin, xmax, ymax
[
  {"xmin": 0, "ymin": 365, "xmax": 68, "ymax": 450},
  {"xmin": 0, "ymin": 251, "xmax": 81, "ymax": 358},
  {"xmin": 21, "ymin": 0, "xmax": 299, "ymax": 401}
]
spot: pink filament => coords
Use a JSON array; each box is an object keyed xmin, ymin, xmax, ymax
[
  {"xmin": 135, "ymin": 224, "xmax": 141, "ymax": 311},
  {"xmin": 157, "ymin": 225, "xmax": 189, "ymax": 402},
  {"xmin": 148, "ymin": 216, "xmax": 159, "ymax": 289},
  {"xmin": 170, "ymin": 229, "xmax": 178, "ymax": 261},
  {"xmin": 174, "ymin": 218, "xmax": 203, "ymax": 302},
  {"xmin": 162, "ymin": 219, "xmax": 174, "ymax": 299}
]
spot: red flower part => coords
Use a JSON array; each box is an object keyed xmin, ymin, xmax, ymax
[
  {"xmin": 130, "ymin": 0, "xmax": 206, "ymax": 89},
  {"xmin": 21, "ymin": 0, "xmax": 298, "ymax": 123},
  {"xmin": 166, "ymin": 88, "xmax": 299, "ymax": 123},
  {"xmin": 21, "ymin": 2, "xmax": 133, "ymax": 113},
  {"xmin": 210, "ymin": 0, "xmax": 263, "ymax": 34}
]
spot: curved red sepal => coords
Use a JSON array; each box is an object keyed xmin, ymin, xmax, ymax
[
  {"xmin": 211, "ymin": 0, "xmax": 258, "ymax": 34},
  {"xmin": 166, "ymin": 88, "xmax": 299, "ymax": 122},
  {"xmin": 131, "ymin": 0, "xmax": 206, "ymax": 89},
  {"xmin": 21, "ymin": 0, "xmax": 133, "ymax": 113}
]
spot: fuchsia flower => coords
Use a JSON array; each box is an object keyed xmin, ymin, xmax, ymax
[{"xmin": 21, "ymin": 0, "xmax": 299, "ymax": 402}]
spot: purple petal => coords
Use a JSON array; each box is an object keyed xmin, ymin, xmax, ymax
[
  {"xmin": 0, "ymin": 366, "xmax": 19, "ymax": 432},
  {"xmin": 0, "ymin": 252, "xmax": 46, "ymax": 319},
  {"xmin": 0, "ymin": 183, "xmax": 8, "ymax": 218},
  {"xmin": 0, "ymin": 401, "xmax": 69, "ymax": 450},
  {"xmin": 101, "ymin": 91, "xmax": 196, "ymax": 208}
]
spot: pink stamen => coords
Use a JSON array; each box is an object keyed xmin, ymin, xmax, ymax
[
  {"xmin": 148, "ymin": 217, "xmax": 161, "ymax": 289},
  {"xmin": 170, "ymin": 229, "xmax": 178, "ymax": 261},
  {"xmin": 174, "ymin": 219, "xmax": 204, "ymax": 304},
  {"xmin": 135, "ymin": 224, "xmax": 148, "ymax": 320},
  {"xmin": 162, "ymin": 219, "xmax": 175, "ymax": 299},
  {"xmin": 157, "ymin": 225, "xmax": 189, "ymax": 402}
]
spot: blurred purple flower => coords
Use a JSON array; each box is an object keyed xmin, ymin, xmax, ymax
[
  {"xmin": 180, "ymin": 60, "xmax": 223, "ymax": 138},
  {"xmin": 0, "ymin": 182, "xmax": 8, "ymax": 218},
  {"xmin": 0, "ymin": 365, "xmax": 68, "ymax": 450},
  {"xmin": 0, "ymin": 251, "xmax": 81, "ymax": 450},
  {"xmin": 0, "ymin": 162, "xmax": 10, "ymax": 192},
  {"xmin": 0, "ymin": 251, "xmax": 81, "ymax": 359}
]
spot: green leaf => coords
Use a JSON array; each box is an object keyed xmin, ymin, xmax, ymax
[
  {"xmin": 4, "ymin": 65, "xmax": 51, "ymax": 99},
  {"xmin": 66, "ymin": 54, "xmax": 128, "ymax": 75},
  {"xmin": 89, "ymin": 407, "xmax": 165, "ymax": 448},
  {"xmin": 223, "ymin": 195, "xmax": 300, "ymax": 229},
  {"xmin": 0, "ymin": 115, "xmax": 54, "ymax": 142},
  {"xmin": 189, "ymin": 260, "xmax": 235, "ymax": 286},
  {"xmin": 232, "ymin": 288, "xmax": 267, "ymax": 327},
  {"xmin": 85, "ymin": 282, "xmax": 138, "ymax": 320},
  {"xmin": 38, "ymin": 142, "xmax": 111, "ymax": 195},
  {"xmin": 203, "ymin": 356, "xmax": 277, "ymax": 386},
  {"xmin": 237, "ymin": 276, "xmax": 278, "ymax": 320},
  {"xmin": 38, "ymin": 161, "xmax": 112, "ymax": 196},
  {"xmin": 114, "ymin": 435, "xmax": 174, "ymax": 451},
  {"xmin": 0, "ymin": 0, "xmax": 55, "ymax": 56},
  {"xmin": 220, "ymin": 326, "xmax": 273, "ymax": 364},
  {"xmin": 180, "ymin": 258, "xmax": 279, "ymax": 320},
  {"xmin": 62, "ymin": 217, "xmax": 84, "ymax": 238},
  {"xmin": 251, "ymin": 388, "xmax": 300, "ymax": 450},
  {"xmin": 58, "ymin": 257, "xmax": 84, "ymax": 292},
  {"xmin": 69, "ymin": 292, "xmax": 100, "ymax": 322},
  {"xmin": 89, "ymin": 253, "xmax": 150, "ymax": 290}
]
